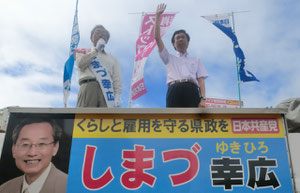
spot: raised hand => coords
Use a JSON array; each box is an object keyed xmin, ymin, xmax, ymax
[
  {"xmin": 156, "ymin": 3, "xmax": 166, "ymax": 16},
  {"xmin": 155, "ymin": 3, "xmax": 166, "ymax": 52}
]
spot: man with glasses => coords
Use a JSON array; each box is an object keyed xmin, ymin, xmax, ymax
[
  {"xmin": 0, "ymin": 118, "xmax": 67, "ymax": 193},
  {"xmin": 74, "ymin": 25, "xmax": 122, "ymax": 108},
  {"xmin": 155, "ymin": 4, "xmax": 208, "ymax": 108}
]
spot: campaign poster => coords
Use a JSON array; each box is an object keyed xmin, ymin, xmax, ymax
[
  {"xmin": 66, "ymin": 113, "xmax": 294, "ymax": 193},
  {"xmin": 0, "ymin": 113, "xmax": 74, "ymax": 192}
]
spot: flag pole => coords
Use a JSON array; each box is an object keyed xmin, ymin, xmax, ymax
[{"xmin": 231, "ymin": 12, "xmax": 242, "ymax": 108}]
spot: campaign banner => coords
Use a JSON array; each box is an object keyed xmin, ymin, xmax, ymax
[
  {"xmin": 66, "ymin": 113, "xmax": 293, "ymax": 193},
  {"xmin": 205, "ymin": 97, "xmax": 244, "ymax": 108},
  {"xmin": 130, "ymin": 13, "xmax": 176, "ymax": 101},
  {"xmin": 0, "ymin": 110, "xmax": 293, "ymax": 193}
]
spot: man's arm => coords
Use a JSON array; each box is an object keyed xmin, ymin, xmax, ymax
[
  {"xmin": 155, "ymin": 3, "xmax": 166, "ymax": 52},
  {"xmin": 198, "ymin": 77, "xmax": 206, "ymax": 108},
  {"xmin": 74, "ymin": 49, "xmax": 97, "ymax": 71}
]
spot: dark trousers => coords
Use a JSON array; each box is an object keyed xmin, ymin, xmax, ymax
[{"xmin": 166, "ymin": 82, "xmax": 200, "ymax": 107}]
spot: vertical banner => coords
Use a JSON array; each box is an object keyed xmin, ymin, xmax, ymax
[
  {"xmin": 202, "ymin": 13, "xmax": 259, "ymax": 82},
  {"xmin": 129, "ymin": 13, "xmax": 176, "ymax": 103},
  {"xmin": 63, "ymin": 0, "xmax": 80, "ymax": 107}
]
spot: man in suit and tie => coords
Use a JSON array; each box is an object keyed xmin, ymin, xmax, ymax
[{"xmin": 0, "ymin": 118, "xmax": 68, "ymax": 193}]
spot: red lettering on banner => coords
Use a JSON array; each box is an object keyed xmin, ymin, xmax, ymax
[
  {"xmin": 232, "ymin": 119, "xmax": 279, "ymax": 134},
  {"xmin": 205, "ymin": 98, "xmax": 243, "ymax": 108},
  {"xmin": 82, "ymin": 145, "xmax": 114, "ymax": 190},
  {"xmin": 121, "ymin": 145, "xmax": 156, "ymax": 190},
  {"xmin": 162, "ymin": 143, "xmax": 201, "ymax": 186},
  {"xmin": 131, "ymin": 79, "xmax": 147, "ymax": 101}
]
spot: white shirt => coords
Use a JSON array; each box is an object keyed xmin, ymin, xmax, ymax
[
  {"xmin": 75, "ymin": 47, "xmax": 123, "ymax": 101},
  {"xmin": 21, "ymin": 163, "xmax": 51, "ymax": 193},
  {"xmin": 159, "ymin": 47, "xmax": 208, "ymax": 86}
]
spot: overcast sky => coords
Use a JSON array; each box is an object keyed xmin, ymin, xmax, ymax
[{"xmin": 0, "ymin": 0, "xmax": 299, "ymax": 109}]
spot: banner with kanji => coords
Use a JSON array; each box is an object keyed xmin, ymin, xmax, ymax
[
  {"xmin": 129, "ymin": 13, "xmax": 176, "ymax": 102},
  {"xmin": 202, "ymin": 13, "xmax": 259, "ymax": 82},
  {"xmin": 66, "ymin": 113, "xmax": 293, "ymax": 193},
  {"xmin": 63, "ymin": 0, "xmax": 80, "ymax": 107},
  {"xmin": 205, "ymin": 97, "xmax": 244, "ymax": 108}
]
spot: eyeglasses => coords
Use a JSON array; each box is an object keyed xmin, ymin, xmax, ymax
[{"xmin": 16, "ymin": 142, "xmax": 55, "ymax": 151}]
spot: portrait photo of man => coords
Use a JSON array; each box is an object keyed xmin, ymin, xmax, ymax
[{"xmin": 0, "ymin": 116, "xmax": 74, "ymax": 193}]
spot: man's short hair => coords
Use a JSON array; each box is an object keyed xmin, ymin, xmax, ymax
[
  {"xmin": 12, "ymin": 118, "xmax": 62, "ymax": 145},
  {"xmin": 171, "ymin": 29, "xmax": 190, "ymax": 44},
  {"xmin": 90, "ymin": 25, "xmax": 110, "ymax": 41}
]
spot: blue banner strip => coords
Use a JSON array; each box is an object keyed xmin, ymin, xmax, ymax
[
  {"xmin": 63, "ymin": 0, "xmax": 80, "ymax": 106},
  {"xmin": 213, "ymin": 22, "xmax": 259, "ymax": 82}
]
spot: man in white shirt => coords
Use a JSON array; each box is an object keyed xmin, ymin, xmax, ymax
[
  {"xmin": 155, "ymin": 4, "xmax": 208, "ymax": 108},
  {"xmin": 0, "ymin": 118, "xmax": 68, "ymax": 193},
  {"xmin": 75, "ymin": 25, "xmax": 122, "ymax": 108}
]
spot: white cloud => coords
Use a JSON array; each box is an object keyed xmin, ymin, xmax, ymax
[{"xmin": 0, "ymin": 0, "xmax": 299, "ymax": 109}]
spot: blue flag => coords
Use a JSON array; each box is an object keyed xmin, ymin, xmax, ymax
[
  {"xmin": 202, "ymin": 13, "xmax": 259, "ymax": 82},
  {"xmin": 63, "ymin": 0, "xmax": 80, "ymax": 107}
]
